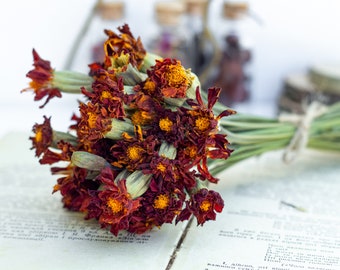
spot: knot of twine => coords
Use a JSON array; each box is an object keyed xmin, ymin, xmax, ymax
[{"xmin": 279, "ymin": 101, "xmax": 328, "ymax": 163}]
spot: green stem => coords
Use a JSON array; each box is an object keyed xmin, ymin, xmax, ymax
[{"xmin": 52, "ymin": 71, "xmax": 93, "ymax": 93}]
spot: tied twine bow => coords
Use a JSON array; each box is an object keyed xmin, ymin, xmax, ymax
[{"xmin": 279, "ymin": 101, "xmax": 328, "ymax": 163}]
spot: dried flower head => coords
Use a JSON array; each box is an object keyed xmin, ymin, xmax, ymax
[
  {"xmin": 22, "ymin": 50, "xmax": 62, "ymax": 108},
  {"xmin": 104, "ymin": 24, "xmax": 146, "ymax": 70}
]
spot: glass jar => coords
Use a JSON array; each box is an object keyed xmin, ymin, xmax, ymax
[
  {"xmin": 184, "ymin": 0, "xmax": 211, "ymax": 76},
  {"xmin": 209, "ymin": 1, "xmax": 253, "ymax": 106}
]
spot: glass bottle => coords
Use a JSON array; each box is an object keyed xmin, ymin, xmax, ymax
[
  {"xmin": 210, "ymin": 1, "xmax": 253, "ymax": 106},
  {"xmin": 184, "ymin": 0, "xmax": 211, "ymax": 76},
  {"xmin": 146, "ymin": 1, "xmax": 191, "ymax": 68}
]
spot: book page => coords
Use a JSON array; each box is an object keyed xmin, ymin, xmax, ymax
[
  {"xmin": 170, "ymin": 149, "xmax": 340, "ymax": 270},
  {"xmin": 0, "ymin": 132, "xmax": 186, "ymax": 270}
]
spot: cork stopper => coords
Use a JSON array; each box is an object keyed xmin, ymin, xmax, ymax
[
  {"xmin": 309, "ymin": 65, "xmax": 340, "ymax": 94},
  {"xmin": 223, "ymin": 2, "xmax": 249, "ymax": 20},
  {"xmin": 155, "ymin": 1, "xmax": 186, "ymax": 26},
  {"xmin": 97, "ymin": 1, "xmax": 125, "ymax": 21},
  {"xmin": 185, "ymin": 0, "xmax": 208, "ymax": 16}
]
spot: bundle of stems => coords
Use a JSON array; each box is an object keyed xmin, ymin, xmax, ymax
[{"xmin": 207, "ymin": 95, "xmax": 340, "ymax": 175}]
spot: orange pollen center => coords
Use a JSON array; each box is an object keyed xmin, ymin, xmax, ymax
[
  {"xmin": 101, "ymin": 90, "xmax": 113, "ymax": 100},
  {"xmin": 107, "ymin": 198, "xmax": 123, "ymax": 214},
  {"xmin": 199, "ymin": 200, "xmax": 211, "ymax": 212},
  {"xmin": 29, "ymin": 76, "xmax": 52, "ymax": 91},
  {"xmin": 131, "ymin": 111, "xmax": 152, "ymax": 125},
  {"xmin": 144, "ymin": 80, "xmax": 156, "ymax": 93},
  {"xmin": 159, "ymin": 117, "xmax": 173, "ymax": 132},
  {"xmin": 127, "ymin": 145, "xmax": 143, "ymax": 161},
  {"xmin": 29, "ymin": 81, "xmax": 44, "ymax": 91},
  {"xmin": 186, "ymin": 146, "xmax": 197, "ymax": 158},
  {"xmin": 35, "ymin": 129, "xmax": 43, "ymax": 143},
  {"xmin": 157, "ymin": 163, "xmax": 167, "ymax": 172},
  {"xmin": 166, "ymin": 65, "xmax": 188, "ymax": 87},
  {"xmin": 195, "ymin": 117, "xmax": 210, "ymax": 131},
  {"xmin": 131, "ymin": 111, "xmax": 143, "ymax": 125},
  {"xmin": 87, "ymin": 112, "xmax": 97, "ymax": 129},
  {"xmin": 154, "ymin": 194, "xmax": 170, "ymax": 210}
]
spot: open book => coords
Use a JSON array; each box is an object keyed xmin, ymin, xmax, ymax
[{"xmin": 1, "ymin": 132, "xmax": 339, "ymax": 270}]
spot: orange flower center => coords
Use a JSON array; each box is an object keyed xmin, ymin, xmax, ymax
[
  {"xmin": 154, "ymin": 194, "xmax": 170, "ymax": 210},
  {"xmin": 159, "ymin": 117, "xmax": 173, "ymax": 132},
  {"xmin": 131, "ymin": 111, "xmax": 153, "ymax": 126},
  {"xmin": 35, "ymin": 129, "xmax": 43, "ymax": 143},
  {"xmin": 107, "ymin": 198, "xmax": 123, "ymax": 214},
  {"xmin": 29, "ymin": 81, "xmax": 44, "ymax": 92},
  {"xmin": 143, "ymin": 80, "xmax": 156, "ymax": 93},
  {"xmin": 156, "ymin": 163, "xmax": 167, "ymax": 172},
  {"xmin": 127, "ymin": 145, "xmax": 143, "ymax": 161},
  {"xmin": 87, "ymin": 112, "xmax": 97, "ymax": 129},
  {"xmin": 131, "ymin": 111, "xmax": 144, "ymax": 125},
  {"xmin": 101, "ymin": 90, "xmax": 113, "ymax": 100},
  {"xmin": 185, "ymin": 145, "xmax": 197, "ymax": 158},
  {"xmin": 195, "ymin": 117, "xmax": 210, "ymax": 131},
  {"xmin": 199, "ymin": 200, "xmax": 211, "ymax": 212},
  {"xmin": 165, "ymin": 64, "xmax": 189, "ymax": 87}
]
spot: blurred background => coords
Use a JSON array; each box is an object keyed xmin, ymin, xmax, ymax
[{"xmin": 1, "ymin": 0, "xmax": 340, "ymax": 138}]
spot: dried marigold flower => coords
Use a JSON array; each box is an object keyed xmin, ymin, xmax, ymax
[
  {"xmin": 82, "ymin": 73, "xmax": 126, "ymax": 119},
  {"xmin": 111, "ymin": 134, "xmax": 159, "ymax": 171},
  {"xmin": 177, "ymin": 188, "xmax": 224, "ymax": 226},
  {"xmin": 104, "ymin": 24, "xmax": 146, "ymax": 70},
  {"xmin": 148, "ymin": 58, "xmax": 194, "ymax": 99},
  {"xmin": 97, "ymin": 168, "xmax": 141, "ymax": 236},
  {"xmin": 23, "ymin": 50, "xmax": 93, "ymax": 108},
  {"xmin": 30, "ymin": 116, "xmax": 53, "ymax": 157},
  {"xmin": 77, "ymin": 102, "xmax": 135, "ymax": 145},
  {"xmin": 22, "ymin": 49, "xmax": 62, "ymax": 108}
]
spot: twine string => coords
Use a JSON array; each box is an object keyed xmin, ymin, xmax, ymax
[{"xmin": 279, "ymin": 101, "xmax": 328, "ymax": 163}]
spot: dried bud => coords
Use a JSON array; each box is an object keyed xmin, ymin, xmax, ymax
[
  {"xmin": 159, "ymin": 141, "xmax": 177, "ymax": 160},
  {"xmin": 116, "ymin": 63, "xmax": 148, "ymax": 85},
  {"xmin": 105, "ymin": 118, "xmax": 135, "ymax": 140},
  {"xmin": 124, "ymin": 170, "xmax": 152, "ymax": 199},
  {"xmin": 140, "ymin": 52, "xmax": 162, "ymax": 73},
  {"xmin": 71, "ymin": 151, "xmax": 110, "ymax": 171}
]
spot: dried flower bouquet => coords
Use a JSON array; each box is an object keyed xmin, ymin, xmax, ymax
[{"xmin": 23, "ymin": 25, "xmax": 340, "ymax": 236}]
